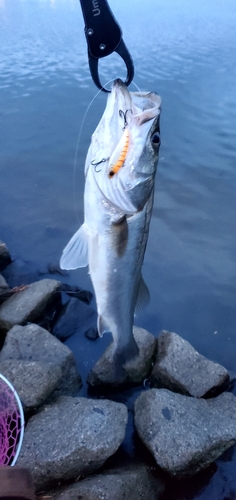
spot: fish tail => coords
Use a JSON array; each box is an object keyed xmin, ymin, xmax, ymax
[{"xmin": 113, "ymin": 336, "xmax": 139, "ymax": 381}]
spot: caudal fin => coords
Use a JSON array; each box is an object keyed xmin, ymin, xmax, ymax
[{"xmin": 113, "ymin": 337, "xmax": 139, "ymax": 382}]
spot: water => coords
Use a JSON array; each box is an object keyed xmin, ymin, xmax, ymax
[{"xmin": 0, "ymin": 0, "xmax": 236, "ymax": 497}]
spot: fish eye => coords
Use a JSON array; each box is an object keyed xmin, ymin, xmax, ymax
[{"xmin": 151, "ymin": 132, "xmax": 161, "ymax": 147}]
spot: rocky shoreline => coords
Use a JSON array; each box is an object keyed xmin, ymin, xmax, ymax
[{"xmin": 0, "ymin": 238, "xmax": 236, "ymax": 499}]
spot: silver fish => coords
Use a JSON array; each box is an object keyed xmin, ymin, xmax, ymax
[{"xmin": 60, "ymin": 79, "xmax": 161, "ymax": 376}]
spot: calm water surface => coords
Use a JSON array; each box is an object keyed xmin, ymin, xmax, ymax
[{"xmin": 0, "ymin": 1, "xmax": 236, "ymax": 498}]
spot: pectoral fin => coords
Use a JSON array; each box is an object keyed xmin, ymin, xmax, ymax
[
  {"xmin": 60, "ymin": 223, "xmax": 89, "ymax": 270},
  {"xmin": 94, "ymin": 169, "xmax": 137, "ymax": 215},
  {"xmin": 135, "ymin": 275, "xmax": 150, "ymax": 312}
]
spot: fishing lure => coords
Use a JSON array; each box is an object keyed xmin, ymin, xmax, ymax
[
  {"xmin": 108, "ymin": 127, "xmax": 130, "ymax": 178},
  {"xmin": 91, "ymin": 109, "xmax": 131, "ymax": 178}
]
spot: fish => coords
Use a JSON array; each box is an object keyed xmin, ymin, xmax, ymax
[{"xmin": 60, "ymin": 79, "xmax": 161, "ymax": 378}]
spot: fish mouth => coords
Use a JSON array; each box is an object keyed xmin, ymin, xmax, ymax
[
  {"xmin": 107, "ymin": 79, "xmax": 133, "ymax": 123},
  {"xmin": 112, "ymin": 78, "xmax": 132, "ymax": 101},
  {"xmin": 108, "ymin": 78, "xmax": 161, "ymax": 128}
]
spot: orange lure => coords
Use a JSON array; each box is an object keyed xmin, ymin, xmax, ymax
[{"xmin": 108, "ymin": 128, "xmax": 130, "ymax": 178}]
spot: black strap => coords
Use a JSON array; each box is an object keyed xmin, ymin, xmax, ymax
[{"xmin": 79, "ymin": 0, "xmax": 134, "ymax": 91}]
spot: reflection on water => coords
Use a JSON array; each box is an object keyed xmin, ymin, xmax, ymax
[{"xmin": 0, "ymin": 1, "xmax": 236, "ymax": 497}]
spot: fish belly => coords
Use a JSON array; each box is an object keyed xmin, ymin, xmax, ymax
[{"xmin": 86, "ymin": 186, "xmax": 153, "ymax": 370}]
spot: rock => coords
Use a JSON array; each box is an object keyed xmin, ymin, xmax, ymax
[
  {"xmin": 47, "ymin": 261, "xmax": 69, "ymax": 276},
  {"xmin": 0, "ymin": 467, "xmax": 35, "ymax": 500},
  {"xmin": 0, "ymin": 359, "xmax": 62, "ymax": 410},
  {"xmin": 46, "ymin": 463, "xmax": 164, "ymax": 500},
  {"xmin": 0, "ymin": 274, "xmax": 10, "ymax": 293},
  {"xmin": 0, "ymin": 279, "xmax": 61, "ymax": 333},
  {"xmin": 0, "ymin": 240, "xmax": 11, "ymax": 270},
  {"xmin": 18, "ymin": 395, "xmax": 128, "ymax": 490},
  {"xmin": 0, "ymin": 323, "xmax": 82, "ymax": 397},
  {"xmin": 228, "ymin": 370, "xmax": 236, "ymax": 390},
  {"xmin": 134, "ymin": 388, "xmax": 236, "ymax": 478},
  {"xmin": 52, "ymin": 297, "xmax": 97, "ymax": 341},
  {"xmin": 1, "ymin": 258, "xmax": 39, "ymax": 287},
  {"xmin": 85, "ymin": 326, "xmax": 99, "ymax": 341},
  {"xmin": 60, "ymin": 283, "xmax": 93, "ymax": 303},
  {"xmin": 150, "ymin": 331, "xmax": 229, "ymax": 397},
  {"xmin": 87, "ymin": 327, "xmax": 157, "ymax": 388},
  {"xmin": 0, "ymin": 274, "xmax": 11, "ymax": 304}
]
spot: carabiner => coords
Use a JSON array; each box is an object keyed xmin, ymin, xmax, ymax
[{"xmin": 79, "ymin": 0, "xmax": 134, "ymax": 92}]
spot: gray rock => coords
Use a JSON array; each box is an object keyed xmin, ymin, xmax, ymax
[
  {"xmin": 60, "ymin": 284, "xmax": 93, "ymax": 303},
  {"xmin": 0, "ymin": 323, "xmax": 82, "ymax": 397},
  {"xmin": 87, "ymin": 326, "xmax": 157, "ymax": 387},
  {"xmin": 17, "ymin": 395, "xmax": 128, "ymax": 490},
  {"xmin": 1, "ymin": 258, "xmax": 39, "ymax": 288},
  {"xmin": 134, "ymin": 388, "xmax": 236, "ymax": 478},
  {"xmin": 0, "ymin": 273, "xmax": 10, "ymax": 293},
  {"xmin": 47, "ymin": 261, "xmax": 69, "ymax": 276},
  {"xmin": 0, "ymin": 274, "xmax": 11, "ymax": 307},
  {"xmin": 85, "ymin": 326, "xmax": 99, "ymax": 341},
  {"xmin": 150, "ymin": 331, "xmax": 229, "ymax": 397},
  {"xmin": 0, "ymin": 359, "xmax": 62, "ymax": 410},
  {"xmin": 228, "ymin": 370, "xmax": 236, "ymax": 388},
  {"xmin": 47, "ymin": 463, "xmax": 164, "ymax": 500},
  {"xmin": 0, "ymin": 239, "xmax": 11, "ymax": 269},
  {"xmin": 52, "ymin": 297, "xmax": 97, "ymax": 341},
  {"xmin": 0, "ymin": 279, "xmax": 61, "ymax": 333}
]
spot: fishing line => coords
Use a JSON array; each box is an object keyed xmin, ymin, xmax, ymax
[
  {"xmin": 72, "ymin": 78, "xmax": 146, "ymax": 220},
  {"xmin": 129, "ymin": 80, "xmax": 147, "ymax": 113},
  {"xmin": 72, "ymin": 78, "xmax": 115, "ymax": 222},
  {"xmin": 130, "ymin": 81, "xmax": 142, "ymax": 93}
]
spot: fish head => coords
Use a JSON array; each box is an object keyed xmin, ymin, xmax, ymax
[{"xmin": 86, "ymin": 79, "xmax": 161, "ymax": 215}]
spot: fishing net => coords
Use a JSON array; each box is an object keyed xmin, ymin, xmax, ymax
[{"xmin": 0, "ymin": 373, "xmax": 24, "ymax": 465}]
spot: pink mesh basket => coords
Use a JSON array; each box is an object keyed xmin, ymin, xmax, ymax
[{"xmin": 0, "ymin": 373, "xmax": 24, "ymax": 466}]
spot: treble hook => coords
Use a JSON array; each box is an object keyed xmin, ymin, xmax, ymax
[
  {"xmin": 119, "ymin": 109, "xmax": 132, "ymax": 130},
  {"xmin": 91, "ymin": 157, "xmax": 109, "ymax": 173}
]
